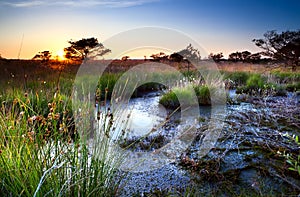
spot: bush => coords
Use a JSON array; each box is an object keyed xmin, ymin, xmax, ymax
[{"xmin": 236, "ymin": 74, "xmax": 273, "ymax": 95}]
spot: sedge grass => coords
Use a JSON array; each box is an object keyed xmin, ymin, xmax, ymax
[
  {"xmin": 0, "ymin": 92, "xmax": 120, "ymax": 196},
  {"xmin": 0, "ymin": 73, "xmax": 126, "ymax": 197}
]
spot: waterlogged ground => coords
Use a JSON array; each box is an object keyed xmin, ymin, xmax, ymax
[
  {"xmin": 108, "ymin": 91, "xmax": 300, "ymax": 196},
  {"xmin": 183, "ymin": 97, "xmax": 300, "ymax": 196}
]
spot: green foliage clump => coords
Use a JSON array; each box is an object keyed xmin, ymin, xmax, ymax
[
  {"xmin": 225, "ymin": 71, "xmax": 250, "ymax": 86},
  {"xmin": 270, "ymin": 71, "xmax": 300, "ymax": 84},
  {"xmin": 236, "ymin": 74, "xmax": 267, "ymax": 94},
  {"xmin": 274, "ymin": 85, "xmax": 287, "ymax": 96},
  {"xmin": 97, "ymin": 73, "xmax": 120, "ymax": 98},
  {"xmin": 246, "ymin": 74, "xmax": 265, "ymax": 90},
  {"xmin": 194, "ymin": 85, "xmax": 211, "ymax": 105},
  {"xmin": 159, "ymin": 85, "xmax": 212, "ymax": 109}
]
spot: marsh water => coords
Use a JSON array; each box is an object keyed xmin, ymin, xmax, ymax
[{"xmin": 97, "ymin": 90, "xmax": 300, "ymax": 196}]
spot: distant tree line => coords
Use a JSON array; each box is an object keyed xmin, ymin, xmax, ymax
[
  {"xmin": 147, "ymin": 48, "xmax": 262, "ymax": 63},
  {"xmin": 148, "ymin": 44, "xmax": 201, "ymax": 63},
  {"xmin": 32, "ymin": 51, "xmax": 52, "ymax": 62},
  {"xmin": 144, "ymin": 29, "xmax": 300, "ymax": 69},
  {"xmin": 28, "ymin": 29, "xmax": 299, "ymax": 70}
]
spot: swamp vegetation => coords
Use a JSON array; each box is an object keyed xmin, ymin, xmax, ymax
[{"xmin": 0, "ymin": 59, "xmax": 299, "ymax": 196}]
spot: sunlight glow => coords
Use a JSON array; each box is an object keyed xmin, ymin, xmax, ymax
[{"xmin": 56, "ymin": 49, "xmax": 65, "ymax": 60}]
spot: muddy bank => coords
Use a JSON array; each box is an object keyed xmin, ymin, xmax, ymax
[
  {"xmin": 115, "ymin": 92, "xmax": 299, "ymax": 196},
  {"xmin": 180, "ymin": 96, "xmax": 300, "ymax": 196}
]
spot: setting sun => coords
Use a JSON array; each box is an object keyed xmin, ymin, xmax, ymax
[{"xmin": 56, "ymin": 49, "xmax": 65, "ymax": 60}]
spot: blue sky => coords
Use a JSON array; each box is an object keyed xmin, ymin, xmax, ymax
[{"xmin": 0, "ymin": 0, "xmax": 299, "ymax": 59}]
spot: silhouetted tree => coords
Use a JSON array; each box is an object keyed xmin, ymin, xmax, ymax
[
  {"xmin": 248, "ymin": 52, "xmax": 261, "ymax": 63},
  {"xmin": 33, "ymin": 51, "xmax": 51, "ymax": 62},
  {"xmin": 228, "ymin": 52, "xmax": 242, "ymax": 61},
  {"xmin": 176, "ymin": 44, "xmax": 201, "ymax": 73},
  {"xmin": 64, "ymin": 37, "xmax": 111, "ymax": 60},
  {"xmin": 253, "ymin": 30, "xmax": 300, "ymax": 68},
  {"xmin": 228, "ymin": 51, "xmax": 260, "ymax": 63},
  {"xmin": 161, "ymin": 55, "xmax": 169, "ymax": 61},
  {"xmin": 169, "ymin": 52, "xmax": 184, "ymax": 62},
  {"xmin": 121, "ymin": 56, "xmax": 130, "ymax": 61},
  {"xmin": 150, "ymin": 52, "xmax": 167, "ymax": 61},
  {"xmin": 208, "ymin": 52, "xmax": 223, "ymax": 62},
  {"xmin": 241, "ymin": 51, "xmax": 251, "ymax": 61},
  {"xmin": 178, "ymin": 44, "xmax": 201, "ymax": 62}
]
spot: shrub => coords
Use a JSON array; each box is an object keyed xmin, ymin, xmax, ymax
[{"xmin": 236, "ymin": 74, "xmax": 269, "ymax": 95}]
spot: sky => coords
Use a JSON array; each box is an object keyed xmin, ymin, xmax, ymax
[{"xmin": 0, "ymin": 0, "xmax": 299, "ymax": 59}]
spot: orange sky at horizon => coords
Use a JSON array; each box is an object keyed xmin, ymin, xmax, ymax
[
  {"xmin": 1, "ymin": 0, "xmax": 299, "ymax": 60},
  {"xmin": 0, "ymin": 35, "xmax": 261, "ymax": 60}
]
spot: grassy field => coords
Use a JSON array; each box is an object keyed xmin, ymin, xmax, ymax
[{"xmin": 0, "ymin": 59, "xmax": 299, "ymax": 196}]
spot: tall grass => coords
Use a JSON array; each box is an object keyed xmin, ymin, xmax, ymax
[
  {"xmin": 223, "ymin": 71, "xmax": 250, "ymax": 86},
  {"xmin": 270, "ymin": 71, "xmax": 300, "ymax": 83},
  {"xmin": 0, "ymin": 61, "xmax": 127, "ymax": 196},
  {"xmin": 159, "ymin": 72, "xmax": 226, "ymax": 109},
  {"xmin": 246, "ymin": 74, "xmax": 265, "ymax": 90},
  {"xmin": 159, "ymin": 85, "xmax": 194, "ymax": 108},
  {"xmin": 0, "ymin": 88, "xmax": 124, "ymax": 196}
]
